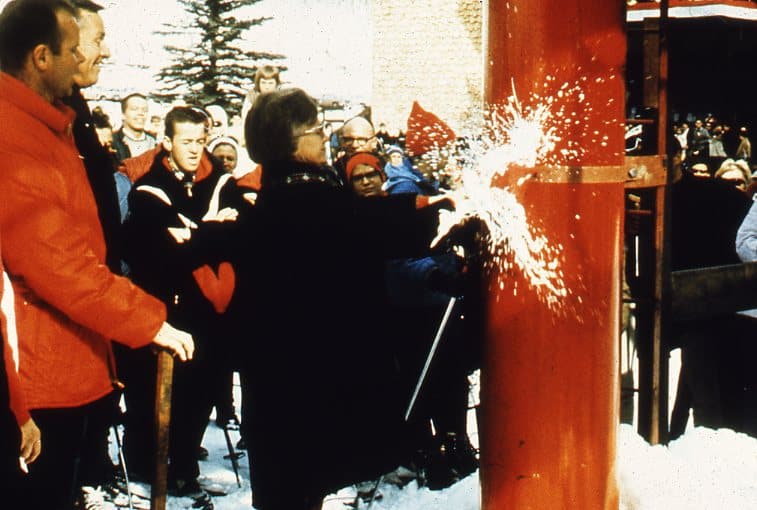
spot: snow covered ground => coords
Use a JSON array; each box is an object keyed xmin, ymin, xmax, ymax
[
  {"xmin": 112, "ymin": 369, "xmax": 757, "ymax": 510},
  {"xmin": 140, "ymin": 418, "xmax": 757, "ymax": 510}
]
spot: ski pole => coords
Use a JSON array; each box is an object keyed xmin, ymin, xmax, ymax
[
  {"xmin": 112, "ymin": 424, "xmax": 135, "ymax": 510},
  {"xmin": 365, "ymin": 475, "xmax": 383, "ymax": 510},
  {"xmin": 221, "ymin": 425, "xmax": 243, "ymax": 488},
  {"xmin": 405, "ymin": 297, "xmax": 457, "ymax": 422},
  {"xmin": 152, "ymin": 349, "xmax": 174, "ymax": 510}
]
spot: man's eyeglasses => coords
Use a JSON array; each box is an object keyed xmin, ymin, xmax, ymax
[
  {"xmin": 295, "ymin": 122, "xmax": 326, "ymax": 138},
  {"xmin": 342, "ymin": 135, "xmax": 375, "ymax": 146},
  {"xmin": 350, "ymin": 170, "xmax": 383, "ymax": 182}
]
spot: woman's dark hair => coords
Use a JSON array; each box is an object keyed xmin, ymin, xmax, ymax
[
  {"xmin": 0, "ymin": 0, "xmax": 77, "ymax": 74},
  {"xmin": 245, "ymin": 88, "xmax": 318, "ymax": 165}
]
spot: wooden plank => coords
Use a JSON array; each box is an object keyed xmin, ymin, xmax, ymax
[
  {"xmin": 642, "ymin": 18, "xmax": 661, "ymax": 110},
  {"xmin": 634, "ymin": 0, "xmax": 670, "ymax": 445}
]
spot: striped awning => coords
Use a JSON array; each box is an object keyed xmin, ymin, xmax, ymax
[{"xmin": 627, "ymin": 0, "xmax": 757, "ymax": 21}]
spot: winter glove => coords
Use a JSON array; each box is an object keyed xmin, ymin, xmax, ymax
[{"xmin": 426, "ymin": 266, "xmax": 467, "ymax": 298}]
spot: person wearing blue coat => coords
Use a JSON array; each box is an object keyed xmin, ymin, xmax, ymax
[{"xmin": 384, "ymin": 145, "xmax": 440, "ymax": 196}]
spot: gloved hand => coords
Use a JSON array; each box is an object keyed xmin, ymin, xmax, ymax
[{"xmin": 426, "ymin": 266, "xmax": 467, "ymax": 298}]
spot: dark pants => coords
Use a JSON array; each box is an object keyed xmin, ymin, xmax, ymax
[
  {"xmin": 394, "ymin": 303, "xmax": 477, "ymax": 447},
  {"xmin": 120, "ymin": 342, "xmax": 215, "ymax": 484},
  {"xmin": 0, "ymin": 405, "xmax": 21, "ymax": 504},
  {"xmin": 21, "ymin": 407, "xmax": 86, "ymax": 509},
  {"xmin": 210, "ymin": 367, "xmax": 235, "ymax": 423},
  {"xmin": 118, "ymin": 344, "xmax": 155, "ymax": 480},
  {"xmin": 13, "ymin": 394, "xmax": 115, "ymax": 510},
  {"xmin": 79, "ymin": 391, "xmax": 120, "ymax": 486},
  {"xmin": 0, "ymin": 329, "xmax": 22, "ymax": 502},
  {"xmin": 670, "ymin": 314, "xmax": 757, "ymax": 439}
]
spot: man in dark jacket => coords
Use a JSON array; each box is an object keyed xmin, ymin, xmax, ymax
[
  {"xmin": 63, "ymin": 0, "xmax": 122, "ymax": 273},
  {"xmin": 122, "ymin": 106, "xmax": 247, "ymax": 508},
  {"xmin": 63, "ymin": 2, "xmax": 123, "ymax": 274},
  {"xmin": 112, "ymin": 92, "xmax": 157, "ymax": 163},
  {"xmin": 60, "ymin": 2, "xmax": 128, "ymax": 504}
]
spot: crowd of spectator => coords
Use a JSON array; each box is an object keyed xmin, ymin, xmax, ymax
[{"xmin": 671, "ymin": 114, "xmax": 753, "ymax": 189}]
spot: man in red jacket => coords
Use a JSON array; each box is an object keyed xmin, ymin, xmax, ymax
[{"xmin": 0, "ymin": 2, "xmax": 194, "ymax": 508}]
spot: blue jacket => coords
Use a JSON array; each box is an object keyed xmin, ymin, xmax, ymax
[
  {"xmin": 384, "ymin": 159, "xmax": 439, "ymax": 195},
  {"xmin": 385, "ymin": 253, "xmax": 461, "ymax": 307}
]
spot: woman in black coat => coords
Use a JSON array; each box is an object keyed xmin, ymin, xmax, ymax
[{"xmin": 236, "ymin": 89, "xmax": 452, "ymax": 510}]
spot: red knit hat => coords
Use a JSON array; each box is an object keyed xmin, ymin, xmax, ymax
[
  {"xmin": 345, "ymin": 153, "xmax": 385, "ymax": 181},
  {"xmin": 404, "ymin": 101, "xmax": 456, "ymax": 157}
]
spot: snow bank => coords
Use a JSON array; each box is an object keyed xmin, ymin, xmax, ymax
[{"xmin": 617, "ymin": 424, "xmax": 757, "ymax": 510}]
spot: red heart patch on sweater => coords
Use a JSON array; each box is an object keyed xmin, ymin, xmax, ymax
[{"xmin": 192, "ymin": 262, "xmax": 235, "ymax": 314}]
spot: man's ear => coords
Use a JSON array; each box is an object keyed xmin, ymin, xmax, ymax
[
  {"xmin": 162, "ymin": 136, "xmax": 173, "ymax": 153},
  {"xmin": 30, "ymin": 44, "xmax": 51, "ymax": 71}
]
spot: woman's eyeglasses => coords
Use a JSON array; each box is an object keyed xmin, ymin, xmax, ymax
[{"xmin": 295, "ymin": 122, "xmax": 326, "ymax": 138}]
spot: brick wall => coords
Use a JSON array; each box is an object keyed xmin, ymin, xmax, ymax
[{"xmin": 371, "ymin": 0, "xmax": 483, "ymax": 136}]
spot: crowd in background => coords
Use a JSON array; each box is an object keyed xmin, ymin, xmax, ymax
[{"xmin": 670, "ymin": 114, "xmax": 753, "ymax": 193}]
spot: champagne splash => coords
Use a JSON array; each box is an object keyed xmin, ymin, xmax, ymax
[{"xmin": 433, "ymin": 80, "xmax": 594, "ymax": 310}]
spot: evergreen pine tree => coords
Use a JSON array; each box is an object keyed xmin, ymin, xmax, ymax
[{"xmin": 154, "ymin": 0, "xmax": 283, "ymax": 115}]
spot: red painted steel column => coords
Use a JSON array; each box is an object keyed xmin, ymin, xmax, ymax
[{"xmin": 481, "ymin": 1, "xmax": 624, "ymax": 509}]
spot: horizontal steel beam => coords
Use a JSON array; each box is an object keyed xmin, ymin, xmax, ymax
[{"xmin": 671, "ymin": 262, "xmax": 757, "ymax": 321}]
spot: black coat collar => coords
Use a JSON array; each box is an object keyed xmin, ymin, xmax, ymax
[{"xmin": 261, "ymin": 160, "xmax": 341, "ymax": 191}]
